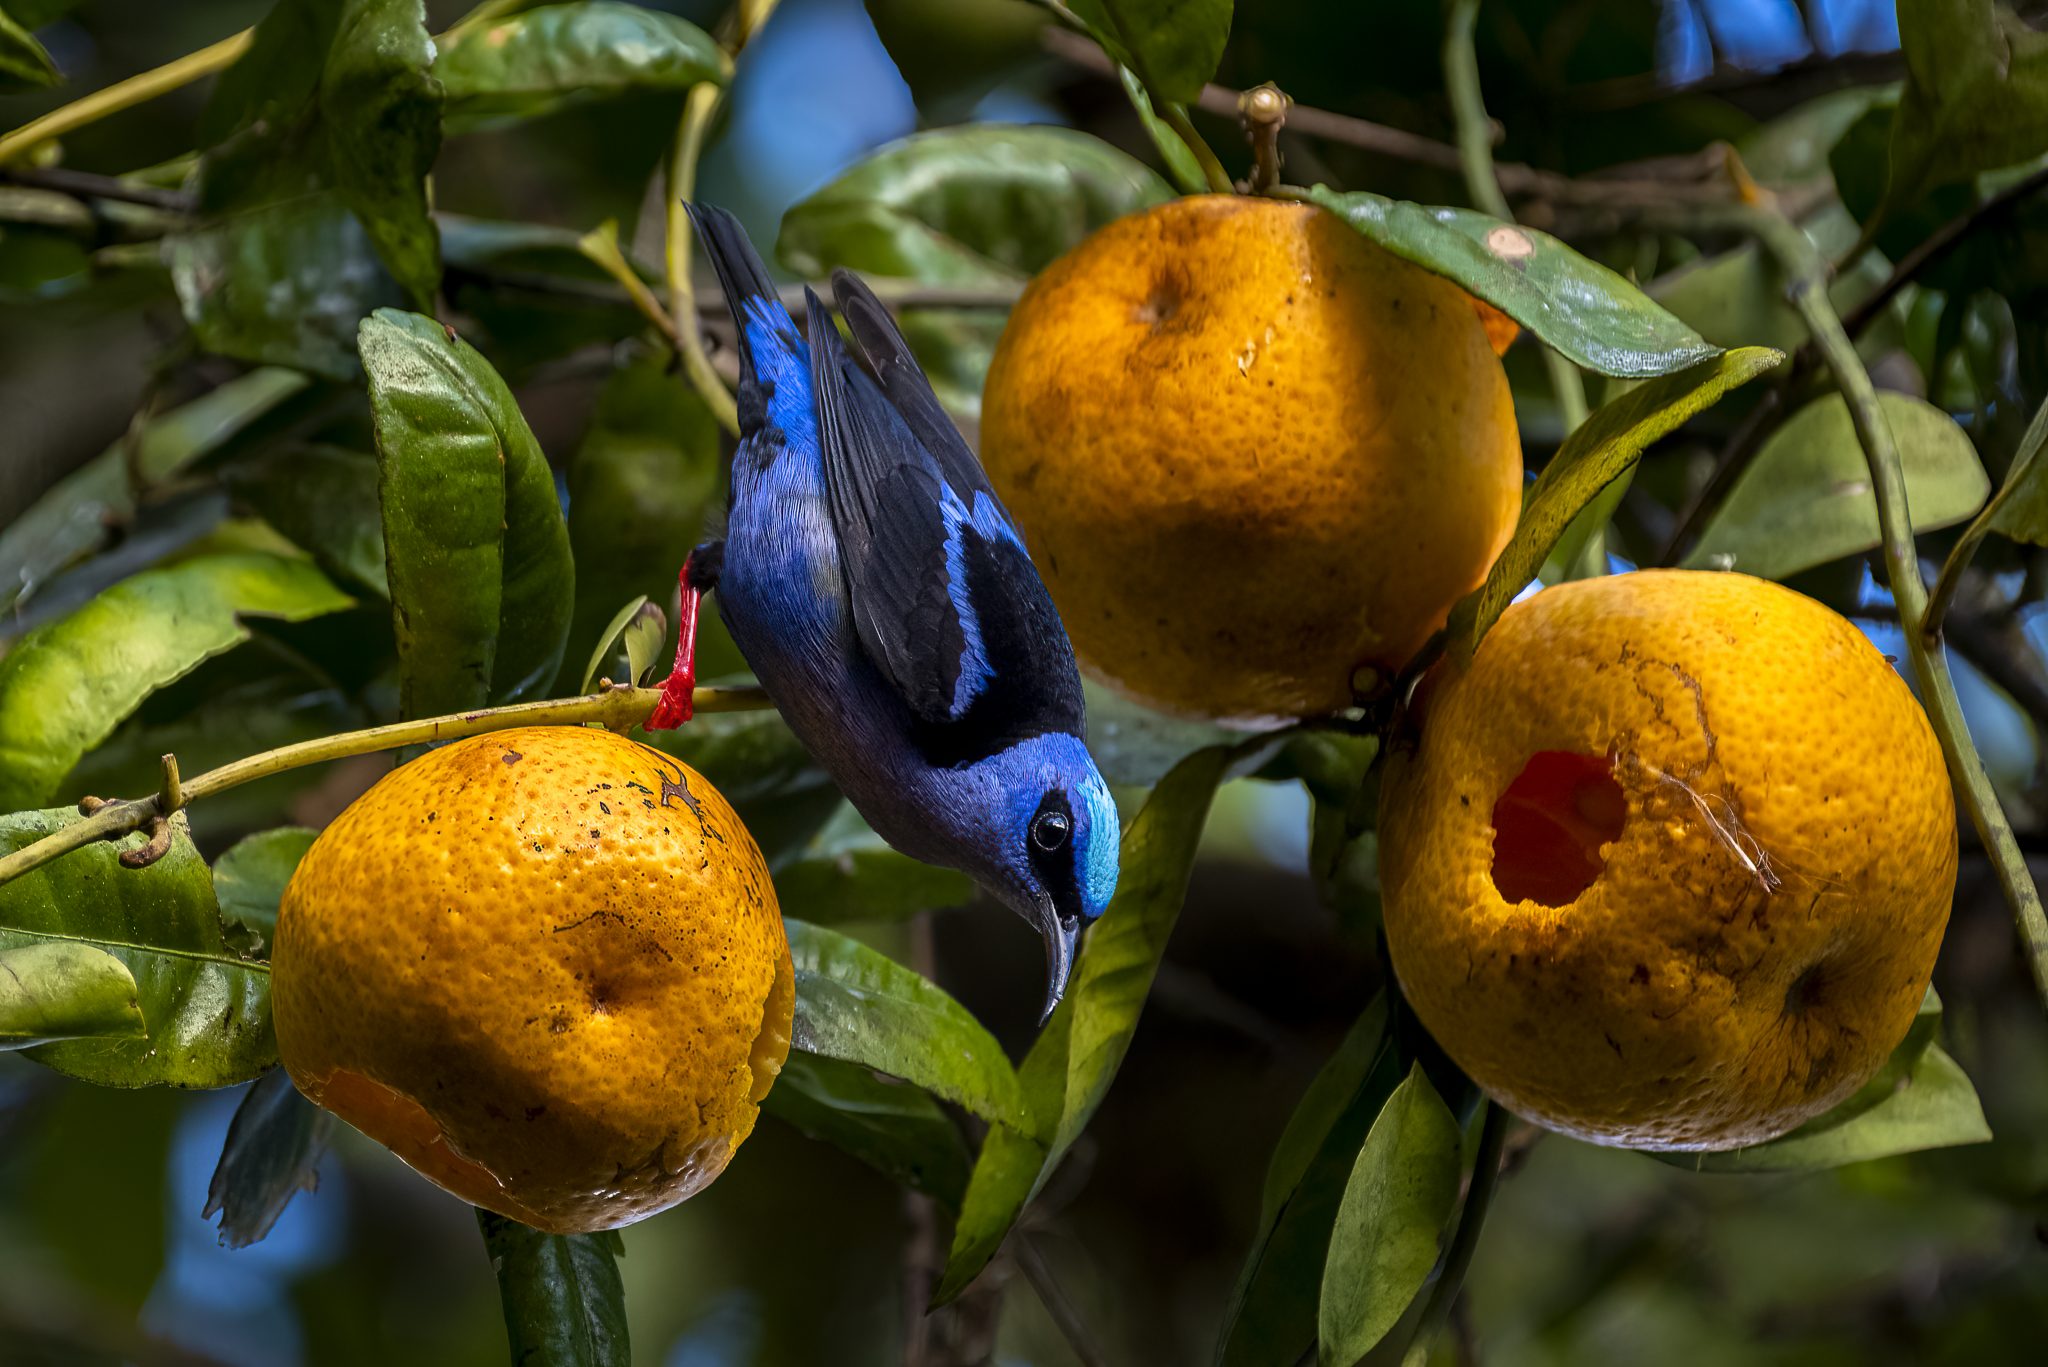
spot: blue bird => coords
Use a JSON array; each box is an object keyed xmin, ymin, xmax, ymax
[{"xmin": 645, "ymin": 203, "xmax": 1119, "ymax": 1021}]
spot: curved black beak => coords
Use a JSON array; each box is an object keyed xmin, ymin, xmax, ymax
[{"xmin": 1036, "ymin": 901, "xmax": 1082, "ymax": 1027}]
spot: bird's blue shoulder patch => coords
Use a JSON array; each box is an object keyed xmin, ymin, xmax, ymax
[{"xmin": 937, "ymin": 483, "xmax": 1004, "ymax": 717}]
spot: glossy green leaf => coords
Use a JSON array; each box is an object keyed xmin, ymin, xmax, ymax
[
  {"xmin": 576, "ymin": 595, "xmax": 649, "ymax": 695},
  {"xmin": 936, "ymin": 746, "xmax": 1228, "ymax": 1301},
  {"xmin": 619, "ymin": 600, "xmax": 666, "ymax": 689},
  {"xmin": 0, "ymin": 370, "xmax": 310, "ymax": 617},
  {"xmin": 0, "ymin": 6, "xmax": 60, "ymax": 91},
  {"xmin": 0, "ymin": 943, "xmax": 145, "ymax": 1048},
  {"xmin": 1655, "ymin": 992, "xmax": 1990, "ymax": 1172},
  {"xmin": 204, "ymin": 1069, "xmax": 333, "ymax": 1248},
  {"xmin": 0, "ymin": 553, "xmax": 351, "ymax": 810},
  {"xmin": 1317, "ymin": 1064, "xmax": 1463, "ymax": 1365},
  {"xmin": 1215, "ymin": 1000, "xmax": 1401, "ymax": 1367},
  {"xmin": 0, "ymin": 808, "xmax": 276, "ymax": 1087},
  {"xmin": 1888, "ymin": 0, "xmax": 2048, "ymax": 212},
  {"xmin": 318, "ymin": 0, "xmax": 442, "ymax": 308},
  {"xmin": 225, "ymin": 444, "xmax": 389, "ymax": 596},
  {"xmin": 560, "ymin": 352, "xmax": 727, "ymax": 693},
  {"xmin": 360, "ymin": 308, "xmax": 573, "ymax": 716},
  {"xmin": 1685, "ymin": 393, "xmax": 1989, "ymax": 580},
  {"xmin": 1066, "ymin": 0, "xmax": 1232, "ymax": 105},
  {"xmin": 775, "ymin": 807, "xmax": 977, "ymax": 925},
  {"xmin": 1307, "ymin": 185, "xmax": 1723, "ymax": 378},
  {"xmin": 786, "ymin": 919, "xmax": 1028, "ymax": 1130},
  {"xmin": 761, "ymin": 1051, "xmax": 972, "ymax": 1209},
  {"xmin": 212, "ymin": 827, "xmax": 317, "ymax": 954},
  {"xmin": 1979, "ymin": 393, "xmax": 2048, "ymax": 545},
  {"xmin": 435, "ymin": 1, "xmax": 728, "ymax": 132},
  {"xmin": 780, "ymin": 124, "xmax": 1173, "ymax": 284},
  {"xmin": 477, "ymin": 1212, "xmax": 629, "ymax": 1367},
  {"xmin": 1449, "ymin": 347, "xmax": 1781, "ymax": 655},
  {"xmin": 1116, "ymin": 65, "xmax": 1208, "ymax": 194}
]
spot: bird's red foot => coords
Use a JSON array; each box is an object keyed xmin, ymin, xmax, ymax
[{"xmin": 645, "ymin": 558, "xmax": 703, "ymax": 731}]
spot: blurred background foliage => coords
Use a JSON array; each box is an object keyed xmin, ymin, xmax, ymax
[{"xmin": 3, "ymin": 1, "xmax": 2048, "ymax": 1365}]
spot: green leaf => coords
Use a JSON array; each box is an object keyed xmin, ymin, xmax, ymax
[
  {"xmin": 779, "ymin": 124, "xmax": 1173, "ymax": 284},
  {"xmin": 477, "ymin": 1212, "xmax": 629, "ymax": 1367},
  {"xmin": 778, "ymin": 125, "xmax": 1172, "ymax": 414},
  {"xmin": 936, "ymin": 746, "xmax": 1229, "ymax": 1302},
  {"xmin": 1317, "ymin": 1064, "xmax": 1463, "ymax": 1365},
  {"xmin": 0, "ymin": 369, "xmax": 311, "ymax": 617},
  {"xmin": 203, "ymin": 1068, "xmax": 333, "ymax": 1248},
  {"xmin": 0, "ymin": 5, "xmax": 60, "ymax": 91},
  {"xmin": 576, "ymin": 596, "xmax": 649, "ymax": 695},
  {"xmin": 1977, "ymin": 392, "xmax": 2048, "ymax": 546},
  {"xmin": 786, "ymin": 919, "xmax": 1028, "ymax": 1130},
  {"xmin": 1449, "ymin": 347, "xmax": 1781, "ymax": 655},
  {"xmin": 435, "ymin": 0, "xmax": 728, "ymax": 132},
  {"xmin": 212, "ymin": 827, "xmax": 317, "ymax": 954},
  {"xmin": 0, "ymin": 553, "xmax": 351, "ymax": 810},
  {"xmin": 1084, "ymin": 682, "xmax": 1243, "ymax": 787},
  {"xmin": 360, "ymin": 308, "xmax": 573, "ymax": 716},
  {"xmin": 173, "ymin": 0, "xmax": 441, "ymax": 371},
  {"xmin": 1685, "ymin": 393, "xmax": 1990, "ymax": 580},
  {"xmin": 318, "ymin": 0, "xmax": 442, "ymax": 308},
  {"xmin": 1888, "ymin": 0, "xmax": 2048, "ymax": 212},
  {"xmin": 774, "ymin": 806, "xmax": 977, "ymax": 925},
  {"xmin": 1306, "ymin": 185, "xmax": 1723, "ymax": 379},
  {"xmin": 1066, "ymin": 0, "xmax": 1232, "ymax": 105},
  {"xmin": 560, "ymin": 352, "xmax": 727, "ymax": 693},
  {"xmin": 0, "ymin": 808, "xmax": 276, "ymax": 1087},
  {"xmin": 1116, "ymin": 66, "xmax": 1207, "ymax": 195},
  {"xmin": 1654, "ymin": 991, "xmax": 1990, "ymax": 1172},
  {"xmin": 0, "ymin": 942, "xmax": 145, "ymax": 1048},
  {"xmin": 225, "ymin": 444, "xmax": 389, "ymax": 596},
  {"xmin": 761, "ymin": 1051, "xmax": 972, "ymax": 1210},
  {"xmin": 1215, "ymin": 1000, "xmax": 1401, "ymax": 1367}
]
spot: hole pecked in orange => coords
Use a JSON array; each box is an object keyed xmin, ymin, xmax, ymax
[{"xmin": 1490, "ymin": 751, "xmax": 1627, "ymax": 908}]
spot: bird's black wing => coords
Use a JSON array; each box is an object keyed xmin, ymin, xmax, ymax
[{"xmin": 806, "ymin": 287, "xmax": 1084, "ymax": 752}]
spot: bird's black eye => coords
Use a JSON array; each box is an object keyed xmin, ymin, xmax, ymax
[{"xmin": 1031, "ymin": 810, "xmax": 1071, "ymax": 852}]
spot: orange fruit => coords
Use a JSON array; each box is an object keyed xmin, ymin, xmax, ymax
[
  {"xmin": 1380, "ymin": 570, "xmax": 1956, "ymax": 1150},
  {"xmin": 272, "ymin": 726, "xmax": 793, "ymax": 1232},
  {"xmin": 979, "ymin": 193, "xmax": 1522, "ymax": 722}
]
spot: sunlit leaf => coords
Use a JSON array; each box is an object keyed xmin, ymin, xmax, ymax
[
  {"xmin": 203, "ymin": 1069, "xmax": 333, "ymax": 1248},
  {"xmin": 1685, "ymin": 393, "xmax": 1989, "ymax": 580},
  {"xmin": 936, "ymin": 746, "xmax": 1229, "ymax": 1301},
  {"xmin": 0, "ymin": 943, "xmax": 144, "ymax": 1048},
  {"xmin": 576, "ymin": 595, "xmax": 649, "ymax": 695},
  {"xmin": 360, "ymin": 308, "xmax": 573, "ymax": 716},
  {"xmin": 0, "ymin": 554, "xmax": 351, "ymax": 810},
  {"xmin": 1307, "ymin": 185, "xmax": 1724, "ymax": 378},
  {"xmin": 761, "ymin": 1051, "xmax": 972, "ymax": 1209},
  {"xmin": 477, "ymin": 1213, "xmax": 629, "ymax": 1367},
  {"xmin": 787, "ymin": 919, "xmax": 1028, "ymax": 1129},
  {"xmin": 1449, "ymin": 347, "xmax": 1781, "ymax": 655},
  {"xmin": 1317, "ymin": 1064, "xmax": 1463, "ymax": 1365},
  {"xmin": 435, "ymin": 0, "xmax": 728, "ymax": 132},
  {"xmin": 0, "ymin": 808, "xmax": 275, "ymax": 1087},
  {"xmin": 1117, "ymin": 65, "xmax": 1207, "ymax": 194}
]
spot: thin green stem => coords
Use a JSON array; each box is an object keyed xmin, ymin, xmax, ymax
[
  {"xmin": 0, "ymin": 686, "xmax": 772, "ymax": 891},
  {"xmin": 1162, "ymin": 102, "xmax": 1234, "ymax": 195},
  {"xmin": 1402, "ymin": 1102, "xmax": 1512, "ymax": 1366},
  {"xmin": 1925, "ymin": 395, "xmax": 2048, "ymax": 645},
  {"xmin": 1444, "ymin": 0, "xmax": 1596, "ymax": 573},
  {"xmin": 1745, "ymin": 205, "xmax": 2048, "ymax": 1012},
  {"xmin": 667, "ymin": 82, "xmax": 739, "ymax": 437},
  {"xmin": 0, "ymin": 30, "xmax": 254, "ymax": 166}
]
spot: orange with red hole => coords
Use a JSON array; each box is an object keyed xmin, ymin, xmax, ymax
[
  {"xmin": 271, "ymin": 726, "xmax": 794, "ymax": 1232},
  {"xmin": 1379, "ymin": 570, "xmax": 1956, "ymax": 1151}
]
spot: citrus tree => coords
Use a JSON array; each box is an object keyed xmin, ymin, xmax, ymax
[{"xmin": 2, "ymin": 0, "xmax": 2045, "ymax": 1363}]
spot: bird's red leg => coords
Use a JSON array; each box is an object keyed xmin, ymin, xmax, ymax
[{"xmin": 645, "ymin": 556, "xmax": 702, "ymax": 731}]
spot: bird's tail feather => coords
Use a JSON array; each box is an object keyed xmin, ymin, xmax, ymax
[{"xmin": 682, "ymin": 201, "xmax": 787, "ymax": 399}]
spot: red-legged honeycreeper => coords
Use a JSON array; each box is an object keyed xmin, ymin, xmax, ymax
[{"xmin": 647, "ymin": 203, "xmax": 1119, "ymax": 1022}]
